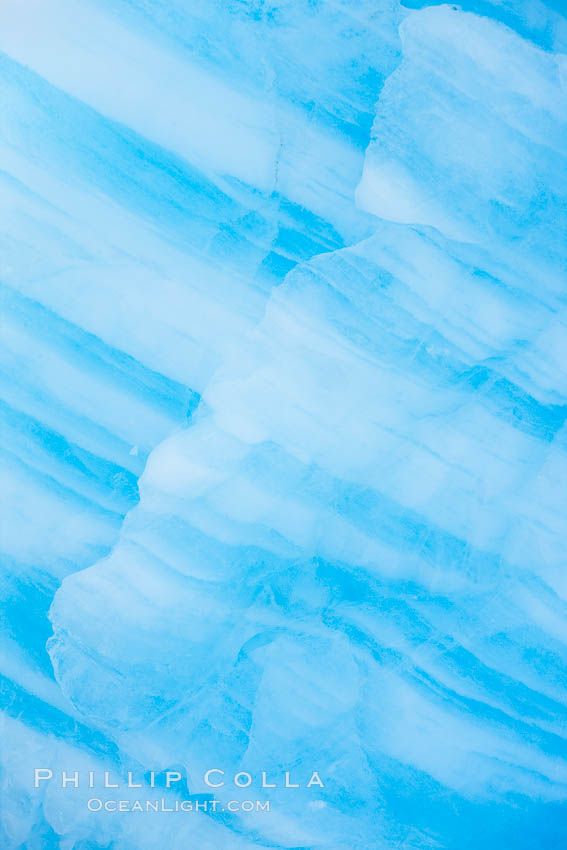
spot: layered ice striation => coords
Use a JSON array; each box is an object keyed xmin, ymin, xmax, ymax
[{"xmin": 2, "ymin": 1, "xmax": 567, "ymax": 848}]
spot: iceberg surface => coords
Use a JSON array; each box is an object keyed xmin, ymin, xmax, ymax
[{"xmin": 1, "ymin": 1, "xmax": 567, "ymax": 848}]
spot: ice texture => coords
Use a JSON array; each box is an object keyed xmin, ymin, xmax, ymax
[{"xmin": 1, "ymin": 1, "xmax": 567, "ymax": 848}]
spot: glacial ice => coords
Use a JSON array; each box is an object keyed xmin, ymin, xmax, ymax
[{"xmin": 1, "ymin": 1, "xmax": 567, "ymax": 848}]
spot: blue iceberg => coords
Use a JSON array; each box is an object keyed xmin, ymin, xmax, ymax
[{"xmin": 1, "ymin": 1, "xmax": 566, "ymax": 848}]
